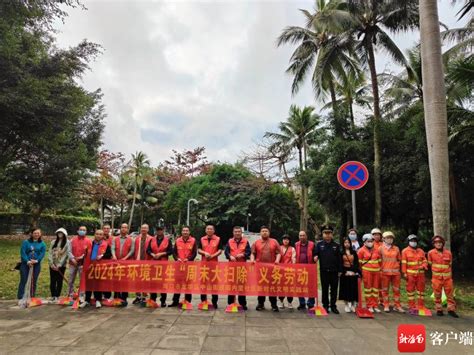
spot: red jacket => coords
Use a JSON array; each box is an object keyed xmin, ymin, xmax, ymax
[
  {"xmin": 280, "ymin": 245, "xmax": 295, "ymax": 264},
  {"xmin": 295, "ymin": 241, "xmax": 315, "ymax": 264},
  {"xmin": 252, "ymin": 238, "xmax": 280, "ymax": 262}
]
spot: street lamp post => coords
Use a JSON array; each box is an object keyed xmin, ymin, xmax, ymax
[
  {"xmin": 186, "ymin": 198, "xmax": 198, "ymax": 226},
  {"xmin": 246, "ymin": 213, "xmax": 251, "ymax": 232}
]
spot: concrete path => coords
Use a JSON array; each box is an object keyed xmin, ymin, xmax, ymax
[{"xmin": 0, "ymin": 298, "xmax": 472, "ymax": 354}]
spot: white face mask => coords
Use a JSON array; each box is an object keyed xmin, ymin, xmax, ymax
[
  {"xmin": 384, "ymin": 239, "xmax": 393, "ymax": 245},
  {"xmin": 366, "ymin": 241, "xmax": 374, "ymax": 248},
  {"xmin": 349, "ymin": 234, "xmax": 357, "ymax": 241},
  {"xmin": 409, "ymin": 241, "xmax": 417, "ymax": 248}
]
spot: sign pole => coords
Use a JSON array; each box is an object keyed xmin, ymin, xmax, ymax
[{"xmin": 351, "ymin": 190, "xmax": 357, "ymax": 229}]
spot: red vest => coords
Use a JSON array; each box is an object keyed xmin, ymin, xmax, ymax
[
  {"xmin": 200, "ymin": 235, "xmax": 221, "ymax": 261},
  {"xmin": 134, "ymin": 235, "xmax": 152, "ymax": 260},
  {"xmin": 104, "ymin": 235, "xmax": 113, "ymax": 246},
  {"xmin": 176, "ymin": 236, "xmax": 196, "ymax": 260},
  {"xmin": 295, "ymin": 241, "xmax": 315, "ymax": 264},
  {"xmin": 87, "ymin": 240, "xmax": 108, "ymax": 261},
  {"xmin": 148, "ymin": 236, "xmax": 170, "ymax": 260},
  {"xmin": 70, "ymin": 236, "xmax": 92, "ymax": 263},
  {"xmin": 253, "ymin": 238, "xmax": 279, "ymax": 262},
  {"xmin": 228, "ymin": 238, "xmax": 249, "ymax": 261},
  {"xmin": 114, "ymin": 235, "xmax": 133, "ymax": 259},
  {"xmin": 280, "ymin": 245, "xmax": 295, "ymax": 264}
]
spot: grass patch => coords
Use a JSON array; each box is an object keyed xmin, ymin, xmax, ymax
[{"xmin": 1, "ymin": 239, "xmax": 473, "ymax": 314}]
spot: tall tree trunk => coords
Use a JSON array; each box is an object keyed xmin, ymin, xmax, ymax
[
  {"xmin": 128, "ymin": 179, "xmax": 137, "ymax": 230},
  {"xmin": 366, "ymin": 39, "xmax": 382, "ymax": 227},
  {"xmin": 419, "ymin": 0, "xmax": 450, "ymax": 247},
  {"xmin": 298, "ymin": 147, "xmax": 306, "ymax": 231},
  {"xmin": 349, "ymin": 99, "xmax": 356, "ymax": 131},
  {"xmin": 110, "ymin": 207, "xmax": 115, "ymax": 229}
]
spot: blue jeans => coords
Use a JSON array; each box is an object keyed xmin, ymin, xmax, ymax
[
  {"xmin": 17, "ymin": 262, "xmax": 41, "ymax": 299},
  {"xmin": 299, "ymin": 297, "xmax": 315, "ymax": 307}
]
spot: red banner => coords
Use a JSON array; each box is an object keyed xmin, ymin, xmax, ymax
[{"xmin": 83, "ymin": 260, "xmax": 318, "ymax": 297}]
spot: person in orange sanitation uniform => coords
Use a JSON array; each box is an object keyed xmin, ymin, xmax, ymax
[
  {"xmin": 278, "ymin": 234, "xmax": 296, "ymax": 309},
  {"xmin": 379, "ymin": 231, "xmax": 404, "ymax": 313},
  {"xmin": 295, "ymin": 230, "xmax": 317, "ymax": 310},
  {"xmin": 169, "ymin": 226, "xmax": 197, "ymax": 307},
  {"xmin": 401, "ymin": 234, "xmax": 428, "ymax": 312},
  {"xmin": 371, "ymin": 228, "xmax": 384, "ymax": 306},
  {"xmin": 198, "ymin": 224, "xmax": 222, "ymax": 309},
  {"xmin": 111, "ymin": 223, "xmax": 135, "ymax": 304},
  {"xmin": 357, "ymin": 234, "xmax": 382, "ymax": 313},
  {"xmin": 79, "ymin": 229, "xmax": 108, "ymax": 309},
  {"xmin": 225, "ymin": 226, "xmax": 251, "ymax": 310},
  {"xmin": 428, "ymin": 235, "xmax": 458, "ymax": 318},
  {"xmin": 251, "ymin": 226, "xmax": 281, "ymax": 312},
  {"xmin": 68, "ymin": 225, "xmax": 92, "ymax": 299},
  {"xmin": 147, "ymin": 226, "xmax": 173, "ymax": 307},
  {"xmin": 132, "ymin": 224, "xmax": 153, "ymax": 305}
]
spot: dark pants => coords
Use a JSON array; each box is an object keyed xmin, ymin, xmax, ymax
[
  {"xmin": 321, "ymin": 270, "xmax": 339, "ymax": 308},
  {"xmin": 85, "ymin": 291, "xmax": 103, "ymax": 303},
  {"xmin": 279, "ymin": 296, "xmax": 294, "ymax": 303},
  {"xmin": 201, "ymin": 294, "xmax": 218, "ymax": 305},
  {"xmin": 103, "ymin": 291, "xmax": 112, "ymax": 299},
  {"xmin": 298, "ymin": 297, "xmax": 315, "ymax": 307},
  {"xmin": 228, "ymin": 295, "xmax": 247, "ymax": 306},
  {"xmin": 173, "ymin": 293, "xmax": 192, "ymax": 303},
  {"xmin": 258, "ymin": 296, "xmax": 277, "ymax": 308},
  {"xmin": 17, "ymin": 262, "xmax": 41, "ymax": 299},
  {"xmin": 116, "ymin": 292, "xmax": 128, "ymax": 302},
  {"xmin": 151, "ymin": 293, "xmax": 167, "ymax": 304},
  {"xmin": 49, "ymin": 266, "xmax": 66, "ymax": 297}
]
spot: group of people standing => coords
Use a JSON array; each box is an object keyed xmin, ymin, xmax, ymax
[{"xmin": 17, "ymin": 223, "xmax": 458, "ymax": 317}]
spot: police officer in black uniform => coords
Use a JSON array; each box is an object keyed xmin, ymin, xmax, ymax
[{"xmin": 315, "ymin": 225, "xmax": 342, "ymax": 314}]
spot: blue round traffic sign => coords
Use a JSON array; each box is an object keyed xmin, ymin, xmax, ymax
[{"xmin": 337, "ymin": 161, "xmax": 369, "ymax": 190}]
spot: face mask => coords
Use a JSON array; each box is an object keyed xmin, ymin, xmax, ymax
[
  {"xmin": 409, "ymin": 241, "xmax": 417, "ymax": 248},
  {"xmin": 384, "ymin": 239, "xmax": 393, "ymax": 245},
  {"xmin": 78, "ymin": 230, "xmax": 86, "ymax": 237},
  {"xmin": 366, "ymin": 242, "xmax": 374, "ymax": 248},
  {"xmin": 349, "ymin": 234, "xmax": 357, "ymax": 241}
]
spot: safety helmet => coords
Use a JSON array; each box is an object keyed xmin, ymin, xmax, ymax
[
  {"xmin": 362, "ymin": 233, "xmax": 374, "ymax": 242},
  {"xmin": 382, "ymin": 231, "xmax": 395, "ymax": 239},
  {"xmin": 371, "ymin": 228, "xmax": 382, "ymax": 235},
  {"xmin": 432, "ymin": 235, "xmax": 445, "ymax": 245},
  {"xmin": 407, "ymin": 234, "xmax": 418, "ymax": 242}
]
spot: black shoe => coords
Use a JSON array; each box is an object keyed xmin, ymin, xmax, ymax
[
  {"xmin": 272, "ymin": 306, "xmax": 279, "ymax": 312},
  {"xmin": 324, "ymin": 307, "xmax": 330, "ymax": 313},
  {"xmin": 242, "ymin": 305, "xmax": 248, "ymax": 311},
  {"xmin": 297, "ymin": 305, "xmax": 307, "ymax": 311},
  {"xmin": 168, "ymin": 302, "xmax": 179, "ymax": 307},
  {"xmin": 212, "ymin": 303, "xmax": 218, "ymax": 309},
  {"xmin": 160, "ymin": 302, "xmax": 167, "ymax": 308},
  {"xmin": 331, "ymin": 306, "xmax": 339, "ymax": 314},
  {"xmin": 256, "ymin": 304, "xmax": 264, "ymax": 311},
  {"xmin": 132, "ymin": 297, "xmax": 141, "ymax": 305},
  {"xmin": 448, "ymin": 311, "xmax": 459, "ymax": 318},
  {"xmin": 437, "ymin": 310, "xmax": 444, "ymax": 316}
]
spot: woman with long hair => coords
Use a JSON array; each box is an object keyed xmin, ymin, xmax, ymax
[
  {"xmin": 48, "ymin": 228, "xmax": 70, "ymax": 301},
  {"xmin": 17, "ymin": 228, "xmax": 46, "ymax": 300},
  {"xmin": 339, "ymin": 237, "xmax": 360, "ymax": 313}
]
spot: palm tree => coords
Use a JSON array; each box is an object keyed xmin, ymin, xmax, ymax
[
  {"xmin": 419, "ymin": 0, "xmax": 451, "ymax": 246},
  {"xmin": 265, "ymin": 105, "xmax": 319, "ymax": 230},
  {"xmin": 277, "ymin": 0, "xmax": 359, "ymax": 118},
  {"xmin": 341, "ymin": 0, "xmax": 419, "ymax": 226},
  {"xmin": 126, "ymin": 151, "xmax": 150, "ymax": 230}
]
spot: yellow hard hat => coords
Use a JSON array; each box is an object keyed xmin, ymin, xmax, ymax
[{"xmin": 382, "ymin": 231, "xmax": 395, "ymax": 239}]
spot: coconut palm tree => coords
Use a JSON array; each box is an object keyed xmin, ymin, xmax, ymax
[
  {"xmin": 340, "ymin": 0, "xmax": 419, "ymax": 226},
  {"xmin": 126, "ymin": 151, "xmax": 150, "ymax": 230},
  {"xmin": 264, "ymin": 105, "xmax": 320, "ymax": 230}
]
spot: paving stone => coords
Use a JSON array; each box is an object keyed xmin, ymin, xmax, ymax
[
  {"xmin": 167, "ymin": 324, "xmax": 209, "ymax": 336},
  {"xmin": 208, "ymin": 325, "xmax": 245, "ymax": 337},
  {"xmin": 202, "ymin": 336, "xmax": 245, "ymax": 352},
  {"xmin": 156, "ymin": 335, "xmax": 205, "ymax": 351},
  {"xmin": 246, "ymin": 337, "xmax": 290, "ymax": 353}
]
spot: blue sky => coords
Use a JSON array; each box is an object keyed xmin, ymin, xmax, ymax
[{"xmin": 54, "ymin": 0, "xmax": 468, "ymax": 166}]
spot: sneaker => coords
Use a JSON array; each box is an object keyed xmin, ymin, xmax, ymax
[
  {"xmin": 373, "ymin": 307, "xmax": 381, "ymax": 313},
  {"xmin": 272, "ymin": 306, "xmax": 279, "ymax": 312},
  {"xmin": 331, "ymin": 306, "xmax": 339, "ymax": 314},
  {"xmin": 448, "ymin": 311, "xmax": 459, "ymax": 318},
  {"xmin": 324, "ymin": 307, "xmax": 330, "ymax": 314},
  {"xmin": 278, "ymin": 300, "xmax": 285, "ymax": 309},
  {"xmin": 395, "ymin": 306, "xmax": 405, "ymax": 313},
  {"xmin": 160, "ymin": 302, "xmax": 167, "ymax": 308},
  {"xmin": 256, "ymin": 304, "xmax": 264, "ymax": 311},
  {"xmin": 384, "ymin": 306, "xmax": 390, "ymax": 313},
  {"xmin": 95, "ymin": 301, "xmax": 102, "ymax": 309},
  {"xmin": 368, "ymin": 307, "xmax": 374, "ymax": 313},
  {"xmin": 79, "ymin": 301, "xmax": 89, "ymax": 308},
  {"xmin": 350, "ymin": 304, "xmax": 356, "ymax": 312},
  {"xmin": 297, "ymin": 305, "xmax": 306, "ymax": 311},
  {"xmin": 344, "ymin": 303, "xmax": 351, "ymax": 313},
  {"xmin": 132, "ymin": 297, "xmax": 141, "ymax": 305},
  {"xmin": 287, "ymin": 302, "xmax": 293, "ymax": 309},
  {"xmin": 437, "ymin": 310, "xmax": 444, "ymax": 316}
]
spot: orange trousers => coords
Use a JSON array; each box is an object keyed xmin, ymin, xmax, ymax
[
  {"xmin": 378, "ymin": 272, "xmax": 383, "ymax": 305},
  {"xmin": 362, "ymin": 270, "xmax": 380, "ymax": 308},
  {"xmin": 406, "ymin": 273, "xmax": 425, "ymax": 309},
  {"xmin": 381, "ymin": 274, "xmax": 401, "ymax": 308},
  {"xmin": 432, "ymin": 277, "xmax": 455, "ymax": 311}
]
